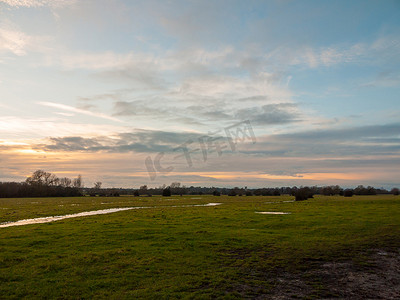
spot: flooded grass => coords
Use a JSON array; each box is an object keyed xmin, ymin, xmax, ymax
[
  {"xmin": 0, "ymin": 195, "xmax": 399, "ymax": 298},
  {"xmin": 255, "ymin": 211, "xmax": 291, "ymax": 215},
  {"xmin": 0, "ymin": 203, "xmax": 222, "ymax": 228}
]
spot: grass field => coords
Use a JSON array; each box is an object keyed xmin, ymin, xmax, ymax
[{"xmin": 0, "ymin": 195, "xmax": 399, "ymax": 299}]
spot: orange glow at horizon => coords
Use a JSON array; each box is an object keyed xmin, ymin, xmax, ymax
[
  {"xmin": 1, "ymin": 141, "xmax": 398, "ymax": 187},
  {"xmin": 173, "ymin": 171, "xmax": 370, "ymax": 182}
]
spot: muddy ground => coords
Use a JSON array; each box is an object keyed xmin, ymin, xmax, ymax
[{"xmin": 265, "ymin": 249, "xmax": 400, "ymax": 299}]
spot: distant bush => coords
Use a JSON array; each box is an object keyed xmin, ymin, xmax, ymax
[
  {"xmin": 321, "ymin": 185, "xmax": 342, "ymax": 196},
  {"xmin": 391, "ymin": 188, "xmax": 399, "ymax": 195},
  {"xmin": 343, "ymin": 189, "xmax": 354, "ymax": 197},
  {"xmin": 133, "ymin": 190, "xmax": 140, "ymax": 197},
  {"xmin": 213, "ymin": 190, "xmax": 221, "ymax": 196},
  {"xmin": 162, "ymin": 187, "xmax": 171, "ymax": 197},
  {"xmin": 254, "ymin": 188, "xmax": 281, "ymax": 196},
  {"xmin": 106, "ymin": 192, "xmax": 120, "ymax": 197},
  {"xmin": 354, "ymin": 185, "xmax": 376, "ymax": 195},
  {"xmin": 294, "ymin": 187, "xmax": 314, "ymax": 201},
  {"xmin": 245, "ymin": 191, "xmax": 253, "ymax": 196},
  {"xmin": 273, "ymin": 189, "xmax": 281, "ymax": 196},
  {"xmin": 228, "ymin": 190, "xmax": 237, "ymax": 196}
]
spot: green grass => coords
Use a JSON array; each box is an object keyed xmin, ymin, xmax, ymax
[{"xmin": 0, "ymin": 195, "xmax": 399, "ymax": 298}]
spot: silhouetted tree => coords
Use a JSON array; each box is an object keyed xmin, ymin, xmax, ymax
[
  {"xmin": 21, "ymin": 170, "xmax": 82, "ymax": 197},
  {"xmin": 294, "ymin": 187, "xmax": 314, "ymax": 201},
  {"xmin": 26, "ymin": 170, "xmax": 56, "ymax": 186},
  {"xmin": 139, "ymin": 185, "xmax": 148, "ymax": 194},
  {"xmin": 73, "ymin": 175, "xmax": 83, "ymax": 188},
  {"xmin": 212, "ymin": 190, "xmax": 221, "ymax": 196},
  {"xmin": 354, "ymin": 185, "xmax": 376, "ymax": 195},
  {"xmin": 228, "ymin": 189, "xmax": 237, "ymax": 196},
  {"xmin": 391, "ymin": 188, "xmax": 399, "ymax": 195},
  {"xmin": 170, "ymin": 182, "xmax": 186, "ymax": 195},
  {"xmin": 321, "ymin": 186, "xmax": 332, "ymax": 196},
  {"xmin": 343, "ymin": 189, "xmax": 354, "ymax": 197},
  {"xmin": 60, "ymin": 177, "xmax": 72, "ymax": 188},
  {"xmin": 162, "ymin": 187, "xmax": 171, "ymax": 197}
]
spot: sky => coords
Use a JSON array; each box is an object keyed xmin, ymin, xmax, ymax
[{"xmin": 0, "ymin": 0, "xmax": 399, "ymax": 189}]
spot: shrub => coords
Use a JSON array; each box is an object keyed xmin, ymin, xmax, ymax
[
  {"xmin": 228, "ymin": 190, "xmax": 237, "ymax": 196},
  {"xmin": 391, "ymin": 188, "xmax": 399, "ymax": 195},
  {"xmin": 343, "ymin": 189, "xmax": 354, "ymax": 197},
  {"xmin": 162, "ymin": 187, "xmax": 171, "ymax": 197},
  {"xmin": 213, "ymin": 190, "xmax": 221, "ymax": 196},
  {"xmin": 294, "ymin": 187, "xmax": 314, "ymax": 201},
  {"xmin": 273, "ymin": 189, "xmax": 281, "ymax": 196}
]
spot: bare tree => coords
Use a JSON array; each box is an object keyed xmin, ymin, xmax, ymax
[
  {"xmin": 73, "ymin": 175, "xmax": 83, "ymax": 188},
  {"xmin": 23, "ymin": 170, "xmax": 82, "ymax": 197},
  {"xmin": 170, "ymin": 182, "xmax": 181, "ymax": 189},
  {"xmin": 59, "ymin": 177, "xmax": 72, "ymax": 188}
]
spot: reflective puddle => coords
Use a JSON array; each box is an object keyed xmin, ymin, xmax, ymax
[
  {"xmin": 255, "ymin": 211, "xmax": 291, "ymax": 215},
  {"xmin": 0, "ymin": 203, "xmax": 222, "ymax": 228},
  {"xmin": 265, "ymin": 200, "xmax": 295, "ymax": 204}
]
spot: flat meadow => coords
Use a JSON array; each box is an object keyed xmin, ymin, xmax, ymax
[{"xmin": 0, "ymin": 195, "xmax": 399, "ymax": 298}]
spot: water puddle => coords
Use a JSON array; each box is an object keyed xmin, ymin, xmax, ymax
[
  {"xmin": 265, "ymin": 200, "xmax": 295, "ymax": 204},
  {"xmin": 0, "ymin": 203, "xmax": 222, "ymax": 228},
  {"xmin": 255, "ymin": 211, "xmax": 291, "ymax": 215},
  {"xmin": 101, "ymin": 202, "xmax": 136, "ymax": 205},
  {"xmin": 172, "ymin": 202, "xmax": 221, "ymax": 208},
  {"xmin": 157, "ymin": 198, "xmax": 178, "ymax": 201}
]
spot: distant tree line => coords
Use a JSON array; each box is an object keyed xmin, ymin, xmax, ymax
[
  {"xmin": 0, "ymin": 170, "xmax": 82, "ymax": 198},
  {"xmin": 126, "ymin": 183, "xmax": 399, "ymax": 200},
  {"xmin": 1, "ymin": 173, "xmax": 399, "ymax": 199}
]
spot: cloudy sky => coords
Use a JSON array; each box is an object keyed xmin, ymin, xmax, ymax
[{"xmin": 0, "ymin": 0, "xmax": 399, "ymax": 188}]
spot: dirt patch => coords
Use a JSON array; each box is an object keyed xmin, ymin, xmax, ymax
[{"xmin": 267, "ymin": 249, "xmax": 400, "ymax": 299}]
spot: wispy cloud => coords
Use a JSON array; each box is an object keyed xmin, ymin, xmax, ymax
[
  {"xmin": 29, "ymin": 122, "xmax": 400, "ymax": 163},
  {"xmin": 0, "ymin": 28, "xmax": 28, "ymax": 56},
  {"xmin": 52, "ymin": 52, "xmax": 140, "ymax": 70},
  {"xmin": 0, "ymin": 27, "xmax": 50, "ymax": 56},
  {"xmin": 38, "ymin": 102, "xmax": 123, "ymax": 123},
  {"xmin": 35, "ymin": 130, "xmax": 208, "ymax": 153},
  {"xmin": 360, "ymin": 70, "xmax": 400, "ymax": 88},
  {"xmin": 0, "ymin": 116, "xmax": 125, "ymax": 139},
  {"xmin": 0, "ymin": 0, "xmax": 75, "ymax": 8},
  {"xmin": 111, "ymin": 100, "xmax": 300, "ymax": 127}
]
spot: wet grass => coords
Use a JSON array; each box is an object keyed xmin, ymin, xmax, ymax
[{"xmin": 0, "ymin": 195, "xmax": 399, "ymax": 298}]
